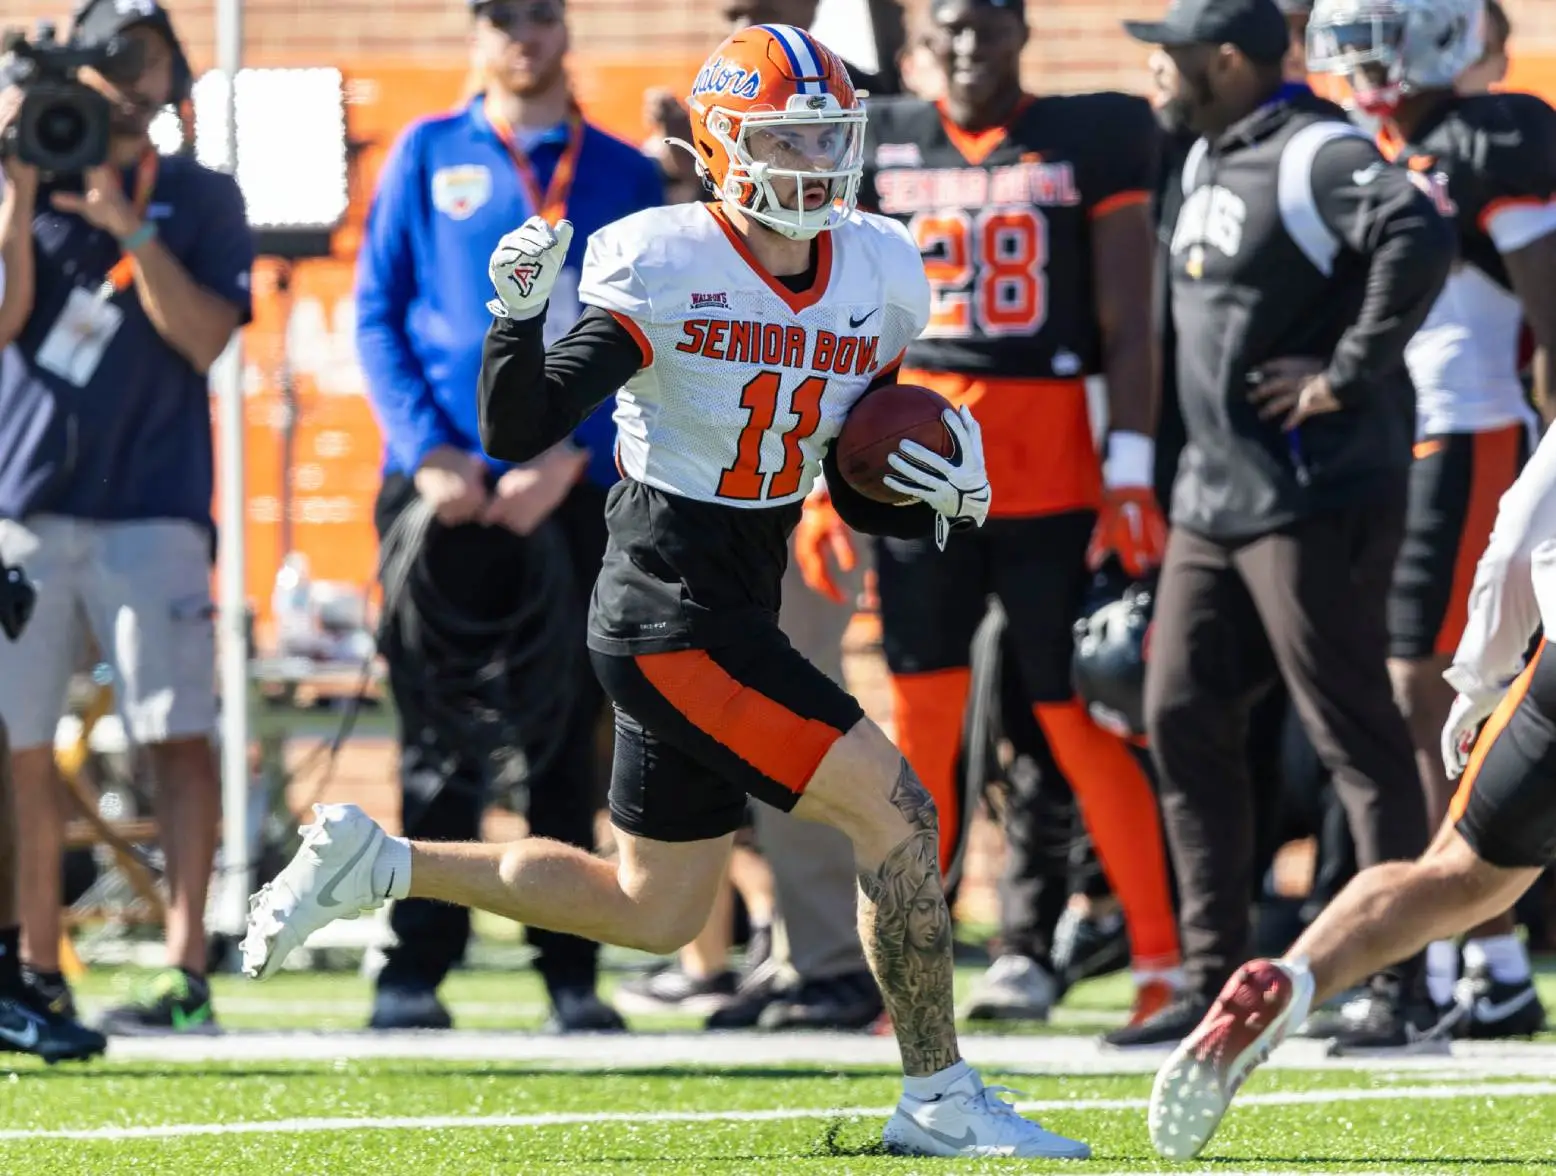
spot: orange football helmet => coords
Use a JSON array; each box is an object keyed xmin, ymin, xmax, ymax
[{"xmin": 680, "ymin": 23, "xmax": 866, "ymax": 240}]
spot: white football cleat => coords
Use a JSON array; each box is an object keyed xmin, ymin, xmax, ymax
[
  {"xmin": 882, "ymin": 1069, "xmax": 1091, "ymax": 1159},
  {"xmin": 1148, "ymin": 958, "xmax": 1315, "ymax": 1159},
  {"xmin": 241, "ymin": 803, "xmax": 403, "ymax": 980}
]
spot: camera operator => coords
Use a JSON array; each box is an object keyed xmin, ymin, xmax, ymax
[{"xmin": 0, "ymin": 0, "xmax": 253, "ymax": 1036}]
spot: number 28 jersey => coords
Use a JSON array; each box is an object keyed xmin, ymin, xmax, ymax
[
  {"xmin": 860, "ymin": 93, "xmax": 1158, "ymax": 380},
  {"xmin": 579, "ymin": 201, "xmax": 931, "ymax": 507}
]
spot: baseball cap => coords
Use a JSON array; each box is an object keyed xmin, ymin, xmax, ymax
[
  {"xmin": 929, "ymin": 0, "xmax": 1026, "ymax": 12},
  {"xmin": 1123, "ymin": 0, "xmax": 1290, "ymax": 63},
  {"xmin": 70, "ymin": 0, "xmax": 180, "ymax": 52}
]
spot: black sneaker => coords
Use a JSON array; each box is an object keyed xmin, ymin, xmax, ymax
[
  {"xmin": 0, "ymin": 989, "xmax": 106, "ymax": 1064},
  {"xmin": 21, "ymin": 969, "xmax": 77, "ymax": 1020},
  {"xmin": 703, "ymin": 958, "xmax": 783, "ymax": 1030},
  {"xmin": 369, "ymin": 986, "xmax": 453, "ymax": 1031},
  {"xmin": 97, "ymin": 968, "xmax": 219, "ymax": 1037},
  {"xmin": 1314, "ymin": 977, "xmax": 1452, "ymax": 1056},
  {"xmin": 614, "ymin": 966, "xmax": 738, "ymax": 1016},
  {"xmin": 1452, "ymin": 966, "xmax": 1547, "ymax": 1040},
  {"xmin": 1050, "ymin": 907, "xmax": 1129, "ymax": 991},
  {"xmin": 544, "ymin": 986, "xmax": 627, "ymax": 1034},
  {"xmin": 1100, "ymin": 994, "xmax": 1211, "ymax": 1049},
  {"xmin": 757, "ymin": 970, "xmax": 883, "ymax": 1031}
]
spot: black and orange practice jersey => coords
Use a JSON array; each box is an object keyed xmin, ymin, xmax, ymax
[
  {"xmin": 1380, "ymin": 92, "xmax": 1556, "ymax": 293},
  {"xmin": 860, "ymin": 92, "xmax": 1160, "ymax": 380}
]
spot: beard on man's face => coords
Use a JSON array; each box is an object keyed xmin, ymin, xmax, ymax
[{"xmin": 1153, "ymin": 95, "xmax": 1192, "ymax": 134}]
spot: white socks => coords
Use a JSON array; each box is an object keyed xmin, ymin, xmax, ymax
[
  {"xmin": 903, "ymin": 1059, "xmax": 974, "ymax": 1102},
  {"xmin": 1464, "ymin": 935, "xmax": 1531, "ymax": 985},
  {"xmin": 371, "ymin": 836, "xmax": 413, "ymax": 902},
  {"xmin": 1426, "ymin": 939, "xmax": 1460, "ymax": 1006}
]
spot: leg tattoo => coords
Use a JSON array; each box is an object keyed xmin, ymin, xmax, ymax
[{"xmin": 857, "ymin": 759, "xmax": 961, "ymax": 1077}]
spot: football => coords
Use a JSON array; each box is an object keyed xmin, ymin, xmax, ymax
[{"xmin": 834, "ymin": 383, "xmax": 957, "ymax": 505}]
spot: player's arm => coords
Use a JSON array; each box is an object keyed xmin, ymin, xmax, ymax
[
  {"xmin": 1085, "ymin": 95, "xmax": 1166, "ymax": 577},
  {"xmin": 1309, "ymin": 135, "xmax": 1456, "ymax": 406},
  {"xmin": 1487, "ymin": 207, "xmax": 1556, "ymax": 388},
  {"xmin": 479, "ymin": 305, "xmax": 642, "ymax": 464}
]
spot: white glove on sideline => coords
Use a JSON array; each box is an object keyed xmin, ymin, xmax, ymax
[
  {"xmin": 882, "ymin": 405, "xmax": 992, "ymax": 552},
  {"xmin": 488, "ymin": 216, "xmax": 574, "ymax": 320}
]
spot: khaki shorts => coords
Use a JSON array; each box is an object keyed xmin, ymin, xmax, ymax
[{"xmin": 0, "ymin": 515, "xmax": 216, "ymax": 750}]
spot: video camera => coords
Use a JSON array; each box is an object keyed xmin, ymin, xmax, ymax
[{"xmin": 0, "ymin": 21, "xmax": 144, "ymax": 174}]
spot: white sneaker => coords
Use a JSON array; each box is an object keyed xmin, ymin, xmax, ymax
[
  {"xmin": 241, "ymin": 804, "xmax": 402, "ymax": 980},
  {"xmin": 882, "ymin": 1068, "xmax": 1091, "ymax": 1159},
  {"xmin": 1148, "ymin": 958, "xmax": 1315, "ymax": 1159},
  {"xmin": 959, "ymin": 954, "xmax": 1057, "ymax": 1022}
]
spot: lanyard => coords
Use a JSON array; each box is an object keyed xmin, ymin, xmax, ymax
[
  {"xmin": 484, "ymin": 101, "xmax": 585, "ymax": 225},
  {"xmin": 98, "ymin": 151, "xmax": 161, "ymax": 299}
]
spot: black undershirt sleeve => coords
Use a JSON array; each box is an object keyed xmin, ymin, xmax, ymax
[{"xmin": 478, "ymin": 305, "xmax": 644, "ymax": 464}]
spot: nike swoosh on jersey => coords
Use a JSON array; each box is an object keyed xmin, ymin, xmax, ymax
[
  {"xmin": 849, "ymin": 308, "xmax": 879, "ymax": 328},
  {"xmin": 317, "ymin": 838, "xmax": 376, "ymax": 908}
]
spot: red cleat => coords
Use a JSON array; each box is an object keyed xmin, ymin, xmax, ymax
[{"xmin": 1147, "ymin": 959, "xmax": 1315, "ymax": 1159}]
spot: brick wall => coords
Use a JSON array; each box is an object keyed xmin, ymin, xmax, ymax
[{"xmin": 11, "ymin": 0, "xmax": 1555, "ymax": 94}]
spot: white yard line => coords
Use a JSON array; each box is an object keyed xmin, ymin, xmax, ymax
[
  {"xmin": 90, "ymin": 1029, "xmax": 1556, "ymax": 1077},
  {"xmin": 1, "ymin": 1080, "xmax": 1552, "ymax": 1143}
]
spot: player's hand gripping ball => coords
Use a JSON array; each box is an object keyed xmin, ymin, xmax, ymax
[
  {"xmin": 488, "ymin": 216, "xmax": 574, "ymax": 320},
  {"xmin": 836, "ymin": 384, "xmax": 991, "ymax": 550}
]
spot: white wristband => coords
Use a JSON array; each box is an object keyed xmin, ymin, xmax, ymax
[{"xmin": 1104, "ymin": 431, "xmax": 1154, "ymax": 489}]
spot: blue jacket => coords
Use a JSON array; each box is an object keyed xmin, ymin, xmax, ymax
[{"xmin": 355, "ymin": 99, "xmax": 663, "ymax": 488}]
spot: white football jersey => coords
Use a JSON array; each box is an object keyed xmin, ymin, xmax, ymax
[
  {"xmin": 1405, "ymin": 264, "xmax": 1537, "ymax": 438},
  {"xmin": 577, "ymin": 202, "xmax": 930, "ymax": 507}
]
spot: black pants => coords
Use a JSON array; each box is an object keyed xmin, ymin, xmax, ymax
[
  {"xmin": 374, "ymin": 475, "xmax": 609, "ymax": 996},
  {"xmin": 1146, "ymin": 497, "xmax": 1429, "ymax": 1002}
]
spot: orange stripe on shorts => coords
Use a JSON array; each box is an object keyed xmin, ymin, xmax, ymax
[
  {"xmin": 633, "ymin": 650, "xmax": 844, "ymax": 795},
  {"xmin": 1449, "ymin": 639, "xmax": 1546, "ymax": 824}
]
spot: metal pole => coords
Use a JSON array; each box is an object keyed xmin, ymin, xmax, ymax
[{"xmin": 213, "ymin": 0, "xmax": 251, "ymax": 941}]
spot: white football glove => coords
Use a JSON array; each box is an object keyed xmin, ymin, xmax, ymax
[
  {"xmin": 487, "ymin": 216, "xmax": 574, "ymax": 320},
  {"xmin": 882, "ymin": 405, "xmax": 992, "ymax": 552},
  {"xmin": 1441, "ymin": 688, "xmax": 1502, "ymax": 780}
]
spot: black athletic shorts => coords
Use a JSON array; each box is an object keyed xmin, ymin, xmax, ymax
[
  {"xmin": 1389, "ymin": 424, "xmax": 1527, "ymax": 659},
  {"xmin": 1452, "ymin": 638, "xmax": 1556, "ymax": 869},
  {"xmin": 873, "ymin": 511, "xmax": 1096, "ymax": 701},
  {"xmin": 590, "ymin": 624, "xmax": 865, "ymax": 843}
]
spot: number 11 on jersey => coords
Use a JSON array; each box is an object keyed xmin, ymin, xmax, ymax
[{"xmin": 718, "ymin": 369, "xmax": 828, "ymax": 501}]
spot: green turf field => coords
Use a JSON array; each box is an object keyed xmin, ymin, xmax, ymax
[{"xmin": 2, "ymin": 961, "xmax": 1553, "ymax": 1174}]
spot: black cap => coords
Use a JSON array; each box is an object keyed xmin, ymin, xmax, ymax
[
  {"xmin": 1123, "ymin": 0, "xmax": 1290, "ymax": 63},
  {"xmin": 930, "ymin": 0, "xmax": 1026, "ymax": 16},
  {"xmin": 71, "ymin": 0, "xmax": 179, "ymax": 50}
]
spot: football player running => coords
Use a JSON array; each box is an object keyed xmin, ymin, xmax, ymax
[
  {"xmin": 244, "ymin": 23, "xmax": 1090, "ymax": 1161},
  {"xmin": 1147, "ymin": 0, "xmax": 1556, "ymax": 1156}
]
